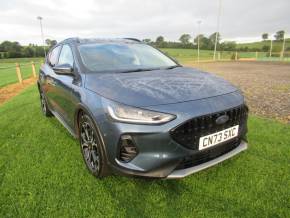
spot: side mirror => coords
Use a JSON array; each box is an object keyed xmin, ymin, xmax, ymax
[{"xmin": 53, "ymin": 64, "xmax": 73, "ymax": 75}]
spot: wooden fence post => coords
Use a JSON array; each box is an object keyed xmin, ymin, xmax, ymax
[
  {"xmin": 31, "ymin": 61, "xmax": 36, "ymax": 77},
  {"xmin": 255, "ymin": 51, "xmax": 258, "ymax": 59},
  {"xmin": 235, "ymin": 51, "xmax": 238, "ymax": 61},
  {"xmin": 15, "ymin": 63, "xmax": 23, "ymax": 84}
]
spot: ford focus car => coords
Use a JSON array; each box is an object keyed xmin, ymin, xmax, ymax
[{"xmin": 37, "ymin": 37, "xmax": 248, "ymax": 179}]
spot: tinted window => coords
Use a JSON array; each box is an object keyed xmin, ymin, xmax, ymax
[
  {"xmin": 58, "ymin": 44, "xmax": 74, "ymax": 67},
  {"xmin": 78, "ymin": 43, "xmax": 176, "ymax": 72},
  {"xmin": 48, "ymin": 46, "xmax": 61, "ymax": 66}
]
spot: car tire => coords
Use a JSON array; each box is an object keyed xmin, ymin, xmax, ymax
[
  {"xmin": 40, "ymin": 92, "xmax": 52, "ymax": 117},
  {"xmin": 79, "ymin": 112, "xmax": 107, "ymax": 178}
]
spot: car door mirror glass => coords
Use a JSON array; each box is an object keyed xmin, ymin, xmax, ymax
[{"xmin": 53, "ymin": 64, "xmax": 73, "ymax": 75}]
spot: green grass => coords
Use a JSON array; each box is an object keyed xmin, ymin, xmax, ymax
[
  {"xmin": 0, "ymin": 57, "xmax": 44, "ymax": 64},
  {"xmin": 237, "ymin": 38, "xmax": 290, "ymax": 52},
  {"xmin": 0, "ymin": 58, "xmax": 43, "ymax": 87},
  {"xmin": 160, "ymin": 48, "xmax": 270, "ymax": 64},
  {"xmin": 0, "ymin": 86, "xmax": 289, "ymax": 217}
]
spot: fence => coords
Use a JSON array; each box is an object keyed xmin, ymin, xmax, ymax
[{"xmin": 0, "ymin": 61, "xmax": 42, "ymax": 88}]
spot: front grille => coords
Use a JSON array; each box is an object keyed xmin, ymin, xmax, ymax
[
  {"xmin": 175, "ymin": 138, "xmax": 241, "ymax": 170},
  {"xmin": 171, "ymin": 104, "xmax": 248, "ymax": 149}
]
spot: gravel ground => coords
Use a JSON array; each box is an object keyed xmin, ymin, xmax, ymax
[{"xmin": 187, "ymin": 61, "xmax": 290, "ymax": 123}]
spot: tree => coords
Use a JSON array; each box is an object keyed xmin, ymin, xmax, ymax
[
  {"xmin": 142, "ymin": 38, "xmax": 152, "ymax": 44},
  {"xmin": 155, "ymin": 36, "xmax": 165, "ymax": 47},
  {"xmin": 45, "ymin": 39, "xmax": 57, "ymax": 48},
  {"xmin": 220, "ymin": 41, "xmax": 237, "ymax": 51},
  {"xmin": 0, "ymin": 41, "xmax": 21, "ymax": 53},
  {"xmin": 156, "ymin": 36, "xmax": 164, "ymax": 44},
  {"xmin": 179, "ymin": 34, "xmax": 192, "ymax": 45},
  {"xmin": 0, "ymin": 41, "xmax": 22, "ymax": 58},
  {"xmin": 208, "ymin": 32, "xmax": 221, "ymax": 50},
  {"xmin": 262, "ymin": 33, "xmax": 268, "ymax": 41},
  {"xmin": 209, "ymin": 32, "xmax": 221, "ymax": 44},
  {"xmin": 194, "ymin": 34, "xmax": 212, "ymax": 50},
  {"xmin": 262, "ymin": 45, "xmax": 270, "ymax": 52},
  {"xmin": 274, "ymin": 30, "xmax": 285, "ymax": 41},
  {"xmin": 23, "ymin": 46, "xmax": 34, "ymax": 57}
]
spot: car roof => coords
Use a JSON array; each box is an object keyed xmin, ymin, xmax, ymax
[
  {"xmin": 47, "ymin": 37, "xmax": 144, "ymax": 55},
  {"xmin": 59, "ymin": 37, "xmax": 142, "ymax": 45}
]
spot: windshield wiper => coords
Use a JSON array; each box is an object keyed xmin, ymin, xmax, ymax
[
  {"xmin": 119, "ymin": 65, "xmax": 180, "ymax": 73},
  {"xmin": 119, "ymin": 68, "xmax": 161, "ymax": 73},
  {"xmin": 165, "ymin": 65, "xmax": 180, "ymax": 70}
]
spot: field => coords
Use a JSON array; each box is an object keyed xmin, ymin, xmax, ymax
[
  {"xmin": 0, "ymin": 85, "xmax": 289, "ymax": 217},
  {"xmin": 236, "ymin": 38, "xmax": 290, "ymax": 51},
  {"xmin": 160, "ymin": 48, "xmax": 282, "ymax": 63},
  {"xmin": 0, "ymin": 58, "xmax": 43, "ymax": 87}
]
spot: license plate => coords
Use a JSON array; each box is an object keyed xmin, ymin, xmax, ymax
[{"xmin": 199, "ymin": 125, "xmax": 239, "ymax": 150}]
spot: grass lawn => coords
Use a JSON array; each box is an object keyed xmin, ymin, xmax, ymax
[
  {"xmin": 237, "ymin": 38, "xmax": 290, "ymax": 52},
  {"xmin": 160, "ymin": 48, "xmax": 268, "ymax": 64},
  {"xmin": 0, "ymin": 86, "xmax": 289, "ymax": 217},
  {"xmin": 0, "ymin": 58, "xmax": 43, "ymax": 87}
]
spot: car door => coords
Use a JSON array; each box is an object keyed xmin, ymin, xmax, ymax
[
  {"xmin": 44, "ymin": 45, "xmax": 62, "ymax": 111},
  {"xmin": 51, "ymin": 44, "xmax": 76, "ymax": 129}
]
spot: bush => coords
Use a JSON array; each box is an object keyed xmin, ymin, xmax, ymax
[
  {"xmin": 231, "ymin": 53, "xmax": 239, "ymax": 60},
  {"xmin": 262, "ymin": 45, "xmax": 270, "ymax": 52}
]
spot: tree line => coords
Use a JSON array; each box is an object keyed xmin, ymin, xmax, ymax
[
  {"xmin": 0, "ymin": 39, "xmax": 57, "ymax": 59},
  {"xmin": 144, "ymin": 30, "xmax": 288, "ymax": 52},
  {"xmin": 0, "ymin": 30, "xmax": 288, "ymax": 59}
]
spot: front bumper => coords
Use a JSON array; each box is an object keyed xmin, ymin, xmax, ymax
[
  {"xmin": 166, "ymin": 140, "xmax": 248, "ymax": 179},
  {"xmin": 96, "ymin": 91, "xmax": 248, "ymax": 178}
]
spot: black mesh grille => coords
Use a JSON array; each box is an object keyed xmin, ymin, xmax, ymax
[
  {"xmin": 175, "ymin": 138, "xmax": 241, "ymax": 170},
  {"xmin": 118, "ymin": 135, "xmax": 138, "ymax": 162},
  {"xmin": 170, "ymin": 104, "xmax": 248, "ymax": 149}
]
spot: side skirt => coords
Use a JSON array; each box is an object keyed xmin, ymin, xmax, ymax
[{"xmin": 51, "ymin": 110, "xmax": 77, "ymax": 138}]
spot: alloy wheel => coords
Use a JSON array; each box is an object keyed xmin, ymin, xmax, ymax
[{"xmin": 80, "ymin": 115, "xmax": 101, "ymax": 175}]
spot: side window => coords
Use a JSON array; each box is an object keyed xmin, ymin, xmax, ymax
[
  {"xmin": 58, "ymin": 44, "xmax": 74, "ymax": 67},
  {"xmin": 48, "ymin": 46, "xmax": 61, "ymax": 66}
]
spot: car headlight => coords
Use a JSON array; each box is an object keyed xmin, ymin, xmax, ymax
[{"xmin": 107, "ymin": 102, "xmax": 176, "ymax": 124}]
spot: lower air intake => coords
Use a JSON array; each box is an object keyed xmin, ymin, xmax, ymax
[{"xmin": 118, "ymin": 135, "xmax": 138, "ymax": 162}]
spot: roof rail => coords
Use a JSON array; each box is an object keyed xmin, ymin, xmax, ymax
[{"xmin": 123, "ymin": 38, "xmax": 142, "ymax": 42}]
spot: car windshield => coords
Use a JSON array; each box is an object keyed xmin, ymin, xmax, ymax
[{"xmin": 78, "ymin": 43, "xmax": 177, "ymax": 72}]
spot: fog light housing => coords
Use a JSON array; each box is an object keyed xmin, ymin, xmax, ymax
[{"xmin": 118, "ymin": 135, "xmax": 138, "ymax": 162}]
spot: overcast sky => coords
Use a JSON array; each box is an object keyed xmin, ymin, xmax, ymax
[{"xmin": 0, "ymin": 0, "xmax": 289, "ymax": 45}]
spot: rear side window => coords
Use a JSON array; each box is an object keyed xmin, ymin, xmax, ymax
[
  {"xmin": 48, "ymin": 46, "xmax": 61, "ymax": 66},
  {"xmin": 58, "ymin": 44, "xmax": 74, "ymax": 67}
]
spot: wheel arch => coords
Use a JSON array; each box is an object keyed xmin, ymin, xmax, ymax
[
  {"xmin": 74, "ymin": 104, "xmax": 110, "ymax": 172},
  {"xmin": 74, "ymin": 104, "xmax": 107, "ymax": 152},
  {"xmin": 74, "ymin": 104, "xmax": 94, "ymax": 139}
]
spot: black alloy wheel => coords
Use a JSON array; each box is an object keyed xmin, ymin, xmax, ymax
[{"xmin": 79, "ymin": 112, "xmax": 106, "ymax": 178}]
